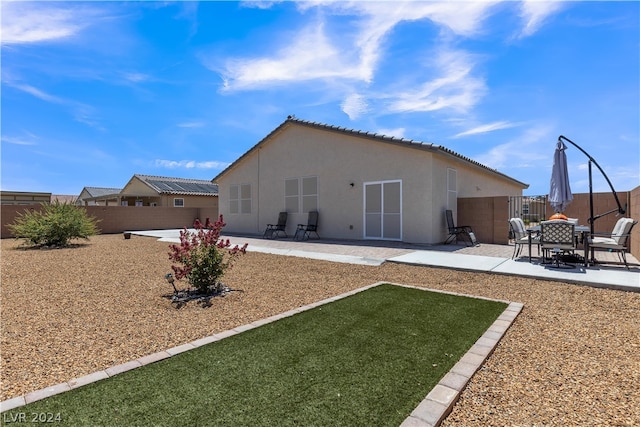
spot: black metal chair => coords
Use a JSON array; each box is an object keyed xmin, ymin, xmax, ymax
[
  {"xmin": 294, "ymin": 211, "xmax": 319, "ymax": 241},
  {"xmin": 263, "ymin": 212, "xmax": 288, "ymax": 239},
  {"xmin": 444, "ymin": 209, "xmax": 477, "ymax": 246}
]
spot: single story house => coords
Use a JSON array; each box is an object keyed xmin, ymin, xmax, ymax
[
  {"xmin": 1, "ymin": 191, "xmax": 52, "ymax": 205},
  {"xmin": 118, "ymin": 174, "xmax": 218, "ymax": 208},
  {"xmin": 213, "ymin": 117, "xmax": 528, "ymax": 244},
  {"xmin": 77, "ymin": 187, "xmax": 123, "ymax": 206}
]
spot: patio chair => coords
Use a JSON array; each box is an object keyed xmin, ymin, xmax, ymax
[
  {"xmin": 444, "ymin": 209, "xmax": 477, "ymax": 246},
  {"xmin": 294, "ymin": 210, "xmax": 319, "ymax": 241},
  {"xmin": 263, "ymin": 212, "xmax": 288, "ymax": 239},
  {"xmin": 509, "ymin": 217, "xmax": 540, "ymax": 260},
  {"xmin": 540, "ymin": 220, "xmax": 576, "ymax": 268},
  {"xmin": 587, "ymin": 217, "xmax": 637, "ymax": 270}
]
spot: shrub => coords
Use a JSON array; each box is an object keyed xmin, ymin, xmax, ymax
[
  {"xmin": 168, "ymin": 215, "xmax": 247, "ymax": 294},
  {"xmin": 8, "ymin": 201, "xmax": 100, "ymax": 247}
]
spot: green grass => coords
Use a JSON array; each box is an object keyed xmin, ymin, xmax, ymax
[{"xmin": 2, "ymin": 284, "xmax": 507, "ymax": 426}]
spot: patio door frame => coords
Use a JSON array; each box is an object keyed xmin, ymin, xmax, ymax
[{"xmin": 363, "ymin": 179, "xmax": 402, "ymax": 241}]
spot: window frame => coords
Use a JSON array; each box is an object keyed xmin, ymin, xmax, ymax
[
  {"xmin": 230, "ymin": 184, "xmax": 252, "ymax": 214},
  {"xmin": 284, "ymin": 176, "xmax": 318, "ymax": 214}
]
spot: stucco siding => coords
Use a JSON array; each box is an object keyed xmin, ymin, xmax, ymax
[
  {"xmin": 429, "ymin": 156, "xmax": 525, "ymax": 242},
  {"xmin": 216, "ymin": 121, "xmax": 526, "ymax": 244},
  {"xmin": 219, "ymin": 125, "xmax": 444, "ymax": 242},
  {"xmin": 121, "ymin": 177, "xmax": 158, "ymax": 197},
  {"xmin": 157, "ymin": 194, "xmax": 218, "ymax": 209}
]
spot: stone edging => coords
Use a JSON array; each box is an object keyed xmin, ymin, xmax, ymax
[{"xmin": 0, "ymin": 282, "xmax": 523, "ymax": 427}]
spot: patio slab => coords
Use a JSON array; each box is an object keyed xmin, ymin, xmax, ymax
[
  {"xmin": 387, "ymin": 251, "xmax": 510, "ymax": 272},
  {"xmin": 492, "ymin": 259, "xmax": 639, "ymax": 292}
]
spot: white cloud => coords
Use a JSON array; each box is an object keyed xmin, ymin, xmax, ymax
[
  {"xmin": 341, "ymin": 93, "xmax": 368, "ymax": 120},
  {"xmin": 5, "ymin": 81, "xmax": 103, "ymax": 130},
  {"xmin": 518, "ymin": 0, "xmax": 565, "ymax": 38},
  {"xmin": 213, "ymin": 0, "xmax": 564, "ymax": 120},
  {"xmin": 475, "ymin": 125, "xmax": 553, "ymax": 169},
  {"xmin": 121, "ymin": 72, "xmax": 152, "ymax": 83},
  {"xmin": 7, "ymin": 82, "xmax": 66, "ymax": 104},
  {"xmin": 387, "ymin": 49, "xmax": 486, "ymax": 113},
  {"xmin": 219, "ymin": 21, "xmax": 363, "ymax": 91},
  {"xmin": 155, "ymin": 160, "xmax": 229, "ymax": 170},
  {"xmin": 1, "ymin": 135, "xmax": 37, "ymax": 146},
  {"xmin": 0, "ymin": 2, "xmax": 101, "ymax": 45},
  {"xmin": 177, "ymin": 121, "xmax": 206, "ymax": 129},
  {"xmin": 454, "ymin": 121, "xmax": 522, "ymax": 138},
  {"xmin": 216, "ymin": 1, "xmax": 499, "ymax": 92}
]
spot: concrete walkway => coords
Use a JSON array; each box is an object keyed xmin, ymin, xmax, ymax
[{"xmin": 134, "ymin": 229, "xmax": 640, "ymax": 292}]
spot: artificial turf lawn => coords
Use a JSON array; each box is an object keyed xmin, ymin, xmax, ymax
[{"xmin": 2, "ymin": 284, "xmax": 507, "ymax": 426}]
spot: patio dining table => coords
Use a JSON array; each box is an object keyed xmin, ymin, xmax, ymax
[{"xmin": 526, "ymin": 224, "xmax": 590, "ymax": 264}]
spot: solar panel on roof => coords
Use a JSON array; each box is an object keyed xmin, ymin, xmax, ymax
[{"xmin": 146, "ymin": 179, "xmax": 217, "ymax": 194}]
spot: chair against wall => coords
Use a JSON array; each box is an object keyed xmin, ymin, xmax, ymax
[
  {"xmin": 294, "ymin": 211, "xmax": 319, "ymax": 241},
  {"xmin": 540, "ymin": 220, "xmax": 576, "ymax": 268},
  {"xmin": 509, "ymin": 217, "xmax": 539, "ymax": 260},
  {"xmin": 587, "ymin": 217, "xmax": 637, "ymax": 270},
  {"xmin": 444, "ymin": 209, "xmax": 477, "ymax": 246},
  {"xmin": 263, "ymin": 212, "xmax": 288, "ymax": 239}
]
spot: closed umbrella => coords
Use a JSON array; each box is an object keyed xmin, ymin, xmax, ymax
[{"xmin": 549, "ymin": 139, "xmax": 573, "ymax": 213}]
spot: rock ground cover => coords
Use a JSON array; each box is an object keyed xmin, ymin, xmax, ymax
[{"xmin": 1, "ymin": 234, "xmax": 639, "ymax": 425}]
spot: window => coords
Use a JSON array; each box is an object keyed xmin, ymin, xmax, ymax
[
  {"xmin": 135, "ymin": 200, "xmax": 143, "ymax": 207},
  {"xmin": 285, "ymin": 178, "xmax": 299, "ymax": 213},
  {"xmin": 285, "ymin": 177, "xmax": 317, "ymax": 214},
  {"xmin": 174, "ymin": 198, "xmax": 184, "ymax": 207},
  {"xmin": 121, "ymin": 200, "xmax": 129, "ymax": 206},
  {"xmin": 230, "ymin": 184, "xmax": 251, "ymax": 214}
]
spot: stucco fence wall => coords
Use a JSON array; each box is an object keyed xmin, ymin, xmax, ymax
[
  {"xmin": 1, "ymin": 205, "xmax": 219, "ymax": 238},
  {"xmin": 458, "ymin": 189, "xmax": 639, "ymax": 260}
]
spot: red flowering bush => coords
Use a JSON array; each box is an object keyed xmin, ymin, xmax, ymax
[{"xmin": 168, "ymin": 215, "xmax": 247, "ymax": 294}]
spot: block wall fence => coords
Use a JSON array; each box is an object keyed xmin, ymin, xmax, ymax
[
  {"xmin": 2, "ymin": 189, "xmax": 638, "ymax": 261},
  {"xmin": 0, "ymin": 206, "xmax": 219, "ymax": 239}
]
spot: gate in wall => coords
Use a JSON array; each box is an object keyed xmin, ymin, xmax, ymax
[{"xmin": 508, "ymin": 195, "xmax": 547, "ymax": 228}]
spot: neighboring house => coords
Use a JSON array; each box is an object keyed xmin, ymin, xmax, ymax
[
  {"xmin": 213, "ymin": 117, "xmax": 529, "ymax": 244},
  {"xmin": 118, "ymin": 174, "xmax": 218, "ymax": 208},
  {"xmin": 1, "ymin": 191, "xmax": 52, "ymax": 205},
  {"xmin": 52, "ymin": 195, "xmax": 77, "ymax": 204},
  {"xmin": 77, "ymin": 187, "xmax": 123, "ymax": 206}
]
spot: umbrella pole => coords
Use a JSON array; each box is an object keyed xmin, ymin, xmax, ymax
[
  {"xmin": 558, "ymin": 135, "xmax": 627, "ymax": 266},
  {"xmin": 558, "ymin": 135, "xmax": 626, "ymax": 218},
  {"xmin": 589, "ymin": 160, "xmax": 595, "ymax": 263}
]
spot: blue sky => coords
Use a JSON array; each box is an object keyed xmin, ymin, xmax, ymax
[{"xmin": 2, "ymin": 1, "xmax": 638, "ymax": 197}]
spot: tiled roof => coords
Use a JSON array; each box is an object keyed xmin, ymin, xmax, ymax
[
  {"xmin": 51, "ymin": 195, "xmax": 77, "ymax": 204},
  {"xmin": 134, "ymin": 175, "xmax": 218, "ymax": 196},
  {"xmin": 213, "ymin": 116, "xmax": 528, "ymax": 188},
  {"xmin": 83, "ymin": 187, "xmax": 122, "ymax": 197}
]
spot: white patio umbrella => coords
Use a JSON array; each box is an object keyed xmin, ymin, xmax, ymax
[{"xmin": 549, "ymin": 139, "xmax": 573, "ymax": 213}]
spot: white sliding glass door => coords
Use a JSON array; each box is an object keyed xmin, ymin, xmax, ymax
[{"xmin": 364, "ymin": 180, "xmax": 402, "ymax": 240}]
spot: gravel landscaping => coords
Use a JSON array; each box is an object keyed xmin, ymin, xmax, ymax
[{"xmin": 2, "ymin": 234, "xmax": 639, "ymax": 425}]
